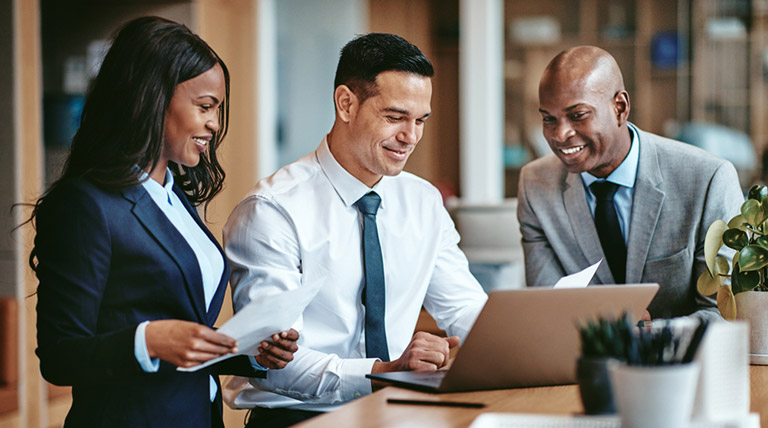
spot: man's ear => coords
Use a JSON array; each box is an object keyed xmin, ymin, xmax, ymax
[
  {"xmin": 614, "ymin": 90, "xmax": 630, "ymax": 126},
  {"xmin": 334, "ymin": 85, "xmax": 358, "ymax": 123}
]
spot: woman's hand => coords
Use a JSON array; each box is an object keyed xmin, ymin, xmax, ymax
[
  {"xmin": 253, "ymin": 329, "xmax": 299, "ymax": 369},
  {"xmin": 145, "ymin": 320, "xmax": 238, "ymax": 368}
]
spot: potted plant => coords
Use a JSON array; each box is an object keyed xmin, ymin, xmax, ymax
[{"xmin": 697, "ymin": 184, "xmax": 768, "ymax": 355}]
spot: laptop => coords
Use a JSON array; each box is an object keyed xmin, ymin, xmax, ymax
[{"xmin": 366, "ymin": 284, "xmax": 659, "ymax": 393}]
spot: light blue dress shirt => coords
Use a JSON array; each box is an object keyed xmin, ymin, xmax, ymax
[
  {"xmin": 133, "ymin": 169, "xmax": 225, "ymax": 402},
  {"xmin": 580, "ymin": 123, "xmax": 640, "ymax": 244}
]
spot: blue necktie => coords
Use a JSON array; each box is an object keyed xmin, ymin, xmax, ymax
[
  {"xmin": 355, "ymin": 192, "xmax": 390, "ymax": 362},
  {"xmin": 590, "ymin": 181, "xmax": 626, "ymax": 283}
]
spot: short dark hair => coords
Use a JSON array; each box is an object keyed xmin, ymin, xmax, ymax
[
  {"xmin": 334, "ymin": 33, "xmax": 434, "ymax": 104},
  {"xmin": 52, "ymin": 16, "xmax": 230, "ymax": 206}
]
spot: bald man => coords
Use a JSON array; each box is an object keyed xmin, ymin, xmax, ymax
[{"xmin": 517, "ymin": 46, "xmax": 743, "ymax": 320}]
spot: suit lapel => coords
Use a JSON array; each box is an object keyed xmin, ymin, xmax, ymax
[
  {"xmin": 563, "ymin": 172, "xmax": 614, "ymax": 283},
  {"xmin": 171, "ymin": 186, "xmax": 230, "ymax": 326},
  {"xmin": 122, "ymin": 185, "xmax": 208, "ymax": 323},
  {"xmin": 626, "ymin": 131, "xmax": 665, "ymax": 283}
]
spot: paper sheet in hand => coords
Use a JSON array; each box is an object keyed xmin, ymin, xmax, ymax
[
  {"xmin": 553, "ymin": 259, "xmax": 601, "ymax": 288},
  {"xmin": 177, "ymin": 286, "xmax": 316, "ymax": 372}
]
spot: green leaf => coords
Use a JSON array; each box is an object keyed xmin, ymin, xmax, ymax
[
  {"xmin": 715, "ymin": 256, "xmax": 730, "ymax": 275},
  {"xmin": 723, "ymin": 228, "xmax": 749, "ymax": 251},
  {"xmin": 697, "ymin": 255, "xmax": 729, "ymax": 297},
  {"xmin": 728, "ymin": 214, "xmax": 748, "ymax": 231},
  {"xmin": 748, "ymin": 184, "xmax": 768, "ymax": 202},
  {"xmin": 762, "ymin": 203, "xmax": 768, "ymax": 228},
  {"xmin": 741, "ymin": 199, "xmax": 767, "ymax": 228},
  {"xmin": 704, "ymin": 219, "xmax": 728, "ymax": 275},
  {"xmin": 717, "ymin": 285, "xmax": 737, "ymax": 320},
  {"xmin": 697, "ymin": 270, "xmax": 720, "ymax": 296},
  {"xmin": 738, "ymin": 245, "xmax": 768, "ymax": 272},
  {"xmin": 756, "ymin": 236, "xmax": 768, "ymax": 250},
  {"xmin": 732, "ymin": 261, "xmax": 761, "ymax": 294}
]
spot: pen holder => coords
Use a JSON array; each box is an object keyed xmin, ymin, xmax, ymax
[{"xmin": 609, "ymin": 361, "xmax": 700, "ymax": 428}]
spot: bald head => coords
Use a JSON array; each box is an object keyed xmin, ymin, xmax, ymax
[
  {"xmin": 541, "ymin": 46, "xmax": 625, "ymax": 98},
  {"xmin": 537, "ymin": 46, "xmax": 632, "ymax": 178}
]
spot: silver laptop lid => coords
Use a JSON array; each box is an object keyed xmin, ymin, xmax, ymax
[{"xmin": 440, "ymin": 284, "xmax": 659, "ymax": 392}]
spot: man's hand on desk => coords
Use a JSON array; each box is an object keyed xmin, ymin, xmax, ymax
[{"xmin": 370, "ymin": 331, "xmax": 460, "ymax": 390}]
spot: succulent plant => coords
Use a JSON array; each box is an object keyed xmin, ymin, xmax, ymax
[
  {"xmin": 579, "ymin": 313, "xmax": 634, "ymax": 360},
  {"xmin": 697, "ymin": 184, "xmax": 768, "ymax": 320}
]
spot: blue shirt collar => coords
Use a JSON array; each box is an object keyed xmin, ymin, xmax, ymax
[{"xmin": 581, "ymin": 123, "xmax": 639, "ymax": 189}]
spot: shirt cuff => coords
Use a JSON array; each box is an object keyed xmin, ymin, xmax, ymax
[
  {"xmin": 249, "ymin": 355, "xmax": 269, "ymax": 372},
  {"xmin": 134, "ymin": 321, "xmax": 160, "ymax": 372},
  {"xmin": 340, "ymin": 358, "xmax": 377, "ymax": 400},
  {"xmin": 210, "ymin": 375, "xmax": 218, "ymax": 402}
]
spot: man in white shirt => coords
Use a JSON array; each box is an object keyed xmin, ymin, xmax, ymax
[{"xmin": 223, "ymin": 33, "xmax": 488, "ymax": 427}]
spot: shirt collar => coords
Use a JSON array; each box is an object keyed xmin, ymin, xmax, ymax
[
  {"xmin": 316, "ymin": 136, "xmax": 389, "ymax": 210},
  {"xmin": 140, "ymin": 168, "xmax": 175, "ymax": 205},
  {"xmin": 581, "ymin": 123, "xmax": 639, "ymax": 189}
]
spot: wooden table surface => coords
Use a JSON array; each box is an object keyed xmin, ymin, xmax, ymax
[{"xmin": 295, "ymin": 365, "xmax": 767, "ymax": 428}]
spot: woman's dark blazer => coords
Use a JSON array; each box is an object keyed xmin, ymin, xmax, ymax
[{"xmin": 35, "ymin": 176, "xmax": 230, "ymax": 428}]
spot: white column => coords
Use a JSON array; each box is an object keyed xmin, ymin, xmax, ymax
[
  {"xmin": 459, "ymin": 0, "xmax": 504, "ymax": 203},
  {"xmin": 257, "ymin": 0, "xmax": 277, "ymax": 177}
]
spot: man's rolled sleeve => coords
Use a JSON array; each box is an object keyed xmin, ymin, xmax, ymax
[{"xmin": 338, "ymin": 358, "xmax": 377, "ymax": 399}]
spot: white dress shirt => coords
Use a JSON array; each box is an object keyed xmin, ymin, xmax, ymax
[{"xmin": 223, "ymin": 138, "xmax": 487, "ymax": 411}]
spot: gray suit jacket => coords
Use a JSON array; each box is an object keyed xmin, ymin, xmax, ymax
[{"xmin": 517, "ymin": 126, "xmax": 743, "ymax": 320}]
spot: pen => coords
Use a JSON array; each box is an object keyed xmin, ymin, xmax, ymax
[
  {"xmin": 636, "ymin": 319, "xmax": 660, "ymax": 328},
  {"xmin": 386, "ymin": 398, "xmax": 485, "ymax": 408},
  {"xmin": 681, "ymin": 320, "xmax": 710, "ymax": 363}
]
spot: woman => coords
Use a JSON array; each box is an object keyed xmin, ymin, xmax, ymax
[{"xmin": 30, "ymin": 16, "xmax": 297, "ymax": 428}]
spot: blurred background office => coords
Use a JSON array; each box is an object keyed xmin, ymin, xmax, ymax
[{"xmin": 1, "ymin": 0, "xmax": 766, "ymax": 427}]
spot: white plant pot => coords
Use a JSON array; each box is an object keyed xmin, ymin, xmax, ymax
[
  {"xmin": 735, "ymin": 290, "xmax": 768, "ymax": 355},
  {"xmin": 609, "ymin": 362, "xmax": 700, "ymax": 428}
]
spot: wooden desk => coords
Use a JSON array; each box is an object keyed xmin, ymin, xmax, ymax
[{"xmin": 296, "ymin": 366, "xmax": 767, "ymax": 428}]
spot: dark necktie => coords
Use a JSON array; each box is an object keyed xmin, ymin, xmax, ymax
[
  {"xmin": 355, "ymin": 192, "xmax": 390, "ymax": 361},
  {"xmin": 590, "ymin": 181, "xmax": 627, "ymax": 283}
]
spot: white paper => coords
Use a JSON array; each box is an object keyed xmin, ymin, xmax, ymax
[
  {"xmin": 468, "ymin": 412, "xmax": 760, "ymax": 428},
  {"xmin": 177, "ymin": 286, "xmax": 318, "ymax": 372},
  {"xmin": 553, "ymin": 259, "xmax": 601, "ymax": 288},
  {"xmin": 693, "ymin": 321, "xmax": 750, "ymax": 422}
]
